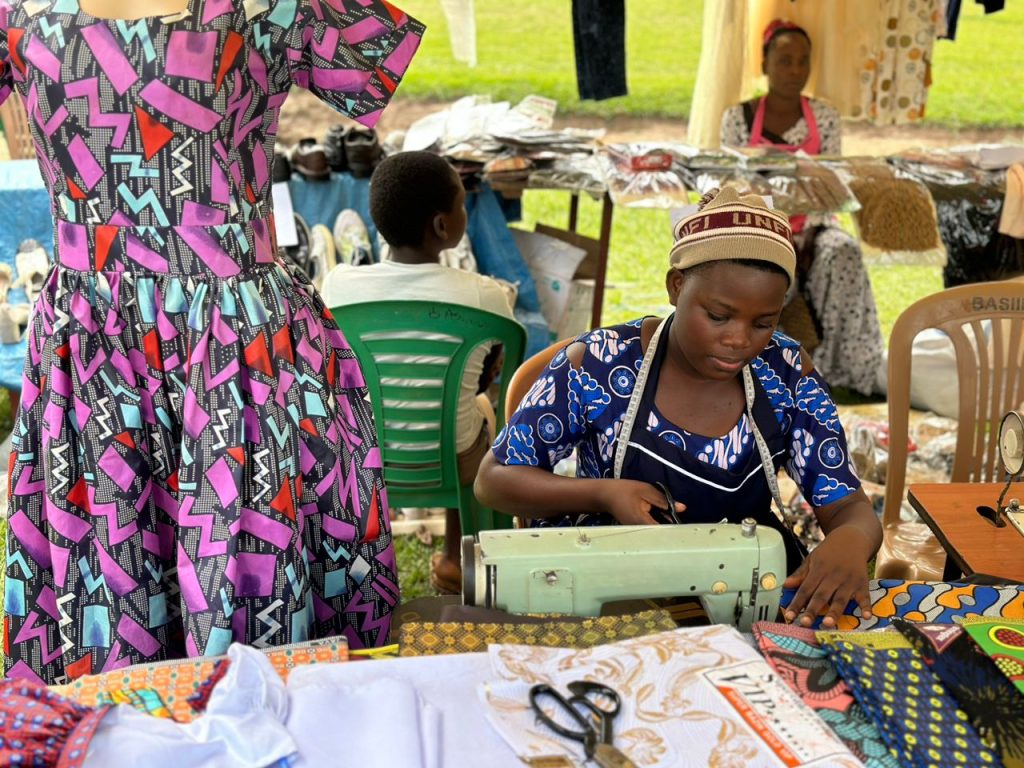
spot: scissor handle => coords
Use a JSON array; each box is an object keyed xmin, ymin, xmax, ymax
[
  {"xmin": 653, "ymin": 482, "xmax": 683, "ymax": 524},
  {"xmin": 529, "ymin": 684, "xmax": 599, "ymax": 758},
  {"xmin": 566, "ymin": 681, "xmax": 621, "ymax": 717}
]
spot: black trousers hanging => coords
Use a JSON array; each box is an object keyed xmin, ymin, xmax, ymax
[{"xmin": 571, "ymin": 0, "xmax": 627, "ymax": 101}]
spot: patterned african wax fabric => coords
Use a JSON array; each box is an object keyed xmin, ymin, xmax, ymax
[
  {"xmin": 492, "ymin": 319, "xmax": 860, "ymax": 527},
  {"xmin": 820, "ymin": 634, "xmax": 1002, "ymax": 768},
  {"xmin": 752, "ymin": 622, "xmax": 898, "ymax": 768},
  {"xmin": 960, "ymin": 618, "xmax": 1024, "ymax": 695},
  {"xmin": 0, "ymin": 0, "xmax": 423, "ymax": 684},
  {"xmin": 894, "ymin": 618, "xmax": 1024, "ymax": 768},
  {"xmin": 0, "ymin": 679, "xmax": 109, "ymax": 767},
  {"xmin": 782, "ymin": 579, "xmax": 1024, "ymax": 631}
]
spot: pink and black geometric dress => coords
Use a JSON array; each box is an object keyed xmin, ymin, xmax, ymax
[{"xmin": 0, "ymin": 0, "xmax": 423, "ymax": 684}]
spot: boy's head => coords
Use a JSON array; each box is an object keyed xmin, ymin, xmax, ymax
[{"xmin": 369, "ymin": 151, "xmax": 467, "ymax": 253}]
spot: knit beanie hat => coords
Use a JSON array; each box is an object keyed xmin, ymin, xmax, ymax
[{"xmin": 669, "ymin": 187, "xmax": 796, "ymax": 284}]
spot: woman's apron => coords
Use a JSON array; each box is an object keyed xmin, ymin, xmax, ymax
[
  {"xmin": 612, "ymin": 316, "xmax": 808, "ymax": 572},
  {"xmin": 748, "ymin": 95, "xmax": 821, "ymax": 236}
]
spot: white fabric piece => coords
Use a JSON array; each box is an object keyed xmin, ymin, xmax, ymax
[
  {"xmin": 83, "ymin": 644, "xmax": 296, "ymax": 768},
  {"xmin": 322, "ymin": 261, "xmax": 514, "ymax": 452},
  {"xmin": 287, "ymin": 677, "xmax": 440, "ymax": 768},
  {"xmin": 483, "ymin": 626, "xmax": 865, "ymax": 767},
  {"xmin": 287, "ymin": 653, "xmax": 521, "ymax": 767},
  {"xmin": 440, "ymin": 0, "xmax": 477, "ymax": 67}
]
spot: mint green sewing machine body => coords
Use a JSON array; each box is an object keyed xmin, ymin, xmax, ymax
[{"xmin": 462, "ymin": 521, "xmax": 785, "ymax": 632}]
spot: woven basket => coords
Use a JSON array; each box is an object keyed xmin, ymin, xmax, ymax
[
  {"xmin": 779, "ymin": 293, "xmax": 821, "ymax": 354},
  {"xmin": 0, "ymin": 96, "xmax": 35, "ymax": 160}
]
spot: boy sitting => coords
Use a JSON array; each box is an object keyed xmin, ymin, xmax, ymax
[{"xmin": 322, "ymin": 151, "xmax": 514, "ymax": 594}]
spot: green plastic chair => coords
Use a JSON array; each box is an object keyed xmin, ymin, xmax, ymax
[{"xmin": 331, "ymin": 300, "xmax": 525, "ymax": 536}]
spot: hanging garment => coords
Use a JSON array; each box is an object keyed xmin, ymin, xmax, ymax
[
  {"xmin": 944, "ymin": 0, "xmax": 964, "ymax": 38},
  {"xmin": 752, "ymin": 622, "xmax": 899, "ymax": 768},
  {"xmin": 857, "ymin": 0, "xmax": 939, "ymax": 124},
  {"xmin": 0, "ymin": 680, "xmax": 109, "ymax": 768},
  {"xmin": 440, "ymin": 0, "xmax": 477, "ymax": 67},
  {"xmin": 821, "ymin": 637, "xmax": 1001, "ymax": 768},
  {"xmin": 0, "ymin": 0, "xmax": 423, "ymax": 685},
  {"xmin": 999, "ymin": 164, "xmax": 1024, "ymax": 238},
  {"xmin": 571, "ymin": 0, "xmax": 627, "ymax": 101},
  {"xmin": 894, "ymin": 619, "xmax": 1024, "ymax": 768}
]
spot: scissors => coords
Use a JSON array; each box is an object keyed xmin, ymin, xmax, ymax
[
  {"xmin": 529, "ymin": 681, "xmax": 638, "ymax": 767},
  {"xmin": 654, "ymin": 481, "xmax": 683, "ymax": 524}
]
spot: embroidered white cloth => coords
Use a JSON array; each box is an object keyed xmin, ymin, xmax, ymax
[{"xmin": 481, "ymin": 625, "xmax": 865, "ymax": 768}]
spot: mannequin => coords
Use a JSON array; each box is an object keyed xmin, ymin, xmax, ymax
[{"xmin": 1, "ymin": 0, "xmax": 425, "ymax": 686}]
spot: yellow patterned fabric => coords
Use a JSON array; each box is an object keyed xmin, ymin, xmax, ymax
[
  {"xmin": 399, "ymin": 610, "xmax": 678, "ymax": 656},
  {"xmin": 49, "ymin": 639, "xmax": 348, "ymax": 722}
]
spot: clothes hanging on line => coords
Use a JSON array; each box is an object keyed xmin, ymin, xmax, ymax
[
  {"xmin": 440, "ymin": 0, "xmax": 477, "ymax": 67},
  {"xmin": 572, "ymin": 0, "xmax": 627, "ymax": 101}
]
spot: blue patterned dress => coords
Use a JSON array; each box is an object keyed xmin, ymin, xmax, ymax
[{"xmin": 493, "ymin": 319, "xmax": 861, "ymax": 528}]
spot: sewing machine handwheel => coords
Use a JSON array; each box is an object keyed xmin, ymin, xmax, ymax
[{"xmin": 999, "ymin": 411, "xmax": 1024, "ymax": 476}]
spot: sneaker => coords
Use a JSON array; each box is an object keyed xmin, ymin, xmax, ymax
[
  {"xmin": 307, "ymin": 224, "xmax": 335, "ymax": 292},
  {"xmin": 291, "ymin": 138, "xmax": 330, "ymax": 181},
  {"xmin": 281, "ymin": 214, "xmax": 311, "ymax": 273},
  {"xmin": 0, "ymin": 263, "xmax": 11, "ymax": 306},
  {"xmin": 14, "ymin": 239, "xmax": 49, "ymax": 305},
  {"xmin": 272, "ymin": 151, "xmax": 292, "ymax": 184},
  {"xmin": 344, "ymin": 129, "xmax": 381, "ymax": 178},
  {"xmin": 332, "ymin": 209, "xmax": 373, "ymax": 266},
  {"xmin": 323, "ymin": 125, "xmax": 349, "ymax": 173},
  {"xmin": 439, "ymin": 233, "xmax": 477, "ymax": 272}
]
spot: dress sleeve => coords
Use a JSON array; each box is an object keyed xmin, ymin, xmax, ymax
[
  {"xmin": 285, "ymin": 0, "xmax": 425, "ymax": 127},
  {"xmin": 720, "ymin": 104, "xmax": 749, "ymax": 147},
  {"xmin": 0, "ymin": 1, "xmax": 14, "ymax": 107},
  {"xmin": 491, "ymin": 342, "xmax": 602, "ymax": 472},
  {"xmin": 782, "ymin": 362, "xmax": 861, "ymax": 508}
]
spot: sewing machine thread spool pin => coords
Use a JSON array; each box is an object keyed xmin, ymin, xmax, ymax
[{"xmin": 741, "ymin": 518, "xmax": 757, "ymax": 538}]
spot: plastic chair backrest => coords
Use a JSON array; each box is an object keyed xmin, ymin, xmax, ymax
[
  {"xmin": 883, "ymin": 279, "xmax": 1024, "ymax": 530},
  {"xmin": 332, "ymin": 301, "xmax": 525, "ymax": 535},
  {"xmin": 504, "ymin": 336, "xmax": 575, "ymax": 421},
  {"xmin": 0, "ymin": 96, "xmax": 35, "ymax": 160}
]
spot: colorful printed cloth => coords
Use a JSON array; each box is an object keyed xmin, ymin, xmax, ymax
[
  {"xmin": 821, "ymin": 637, "xmax": 1001, "ymax": 768},
  {"xmin": 95, "ymin": 687, "xmax": 173, "ymax": 719},
  {"xmin": 0, "ymin": 679, "xmax": 109, "ymax": 767},
  {"xmin": 961, "ymin": 618, "xmax": 1024, "ymax": 695},
  {"xmin": 894, "ymin": 619, "xmax": 1024, "ymax": 768},
  {"xmin": 493, "ymin": 320, "xmax": 860, "ymax": 527},
  {"xmin": 752, "ymin": 622, "xmax": 898, "ymax": 768},
  {"xmin": 399, "ymin": 609, "xmax": 678, "ymax": 656},
  {"xmin": 782, "ymin": 579, "xmax": 1024, "ymax": 630},
  {"xmin": 50, "ymin": 637, "xmax": 347, "ymax": 722},
  {"xmin": 0, "ymin": 0, "xmax": 423, "ymax": 684}
]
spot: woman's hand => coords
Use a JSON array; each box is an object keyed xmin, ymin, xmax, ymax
[
  {"xmin": 601, "ymin": 480, "xmax": 686, "ymax": 526},
  {"xmin": 782, "ymin": 526, "xmax": 874, "ymax": 629}
]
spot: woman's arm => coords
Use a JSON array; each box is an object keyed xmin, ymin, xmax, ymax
[
  {"xmin": 783, "ymin": 489, "xmax": 881, "ymax": 628},
  {"xmin": 475, "ymin": 452, "xmax": 683, "ymax": 526}
]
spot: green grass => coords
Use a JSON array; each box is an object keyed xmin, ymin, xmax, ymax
[{"xmin": 395, "ymin": 0, "xmax": 1024, "ymax": 127}]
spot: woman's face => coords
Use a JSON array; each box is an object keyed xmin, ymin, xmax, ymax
[
  {"xmin": 667, "ymin": 261, "xmax": 788, "ymax": 381},
  {"xmin": 763, "ymin": 32, "xmax": 811, "ymax": 100}
]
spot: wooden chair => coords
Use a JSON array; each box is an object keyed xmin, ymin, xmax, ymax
[
  {"xmin": 332, "ymin": 300, "xmax": 525, "ymax": 536},
  {"xmin": 0, "ymin": 96, "xmax": 35, "ymax": 160},
  {"xmin": 877, "ymin": 279, "xmax": 1024, "ymax": 579}
]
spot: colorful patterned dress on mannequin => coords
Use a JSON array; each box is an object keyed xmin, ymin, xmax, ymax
[{"xmin": 0, "ymin": 0, "xmax": 423, "ymax": 684}]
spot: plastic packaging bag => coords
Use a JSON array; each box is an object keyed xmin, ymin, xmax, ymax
[{"xmin": 596, "ymin": 142, "xmax": 693, "ymax": 208}]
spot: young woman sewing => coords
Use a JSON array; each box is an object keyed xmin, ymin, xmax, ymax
[{"xmin": 475, "ymin": 188, "xmax": 882, "ymax": 629}]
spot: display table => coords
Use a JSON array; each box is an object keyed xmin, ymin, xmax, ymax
[{"xmin": 907, "ymin": 482, "xmax": 1024, "ymax": 581}]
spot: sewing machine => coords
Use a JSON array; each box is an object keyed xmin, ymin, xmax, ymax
[{"xmin": 461, "ymin": 519, "xmax": 785, "ymax": 632}]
